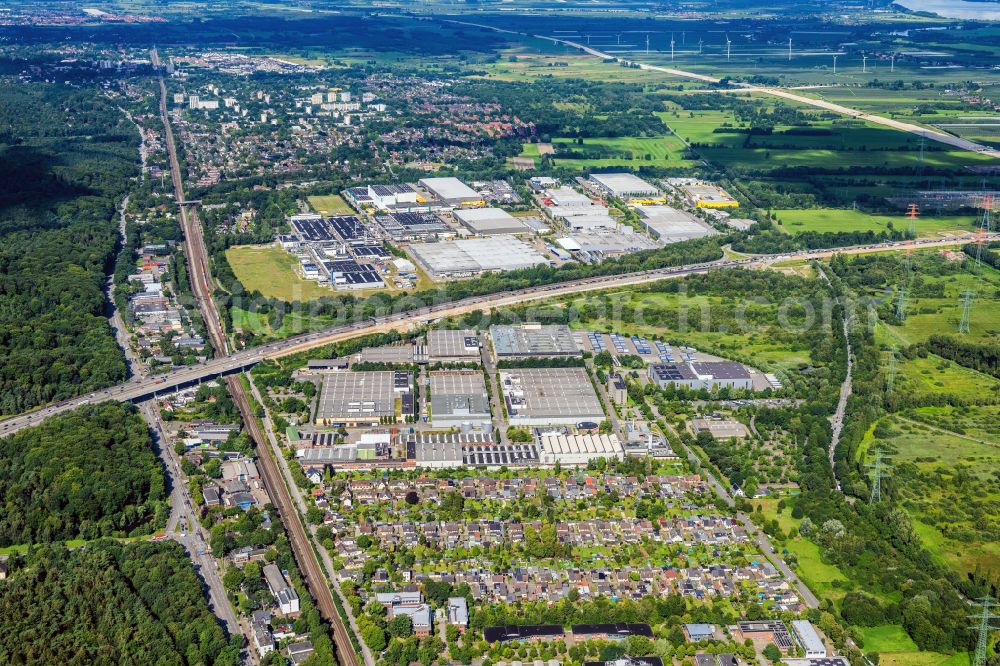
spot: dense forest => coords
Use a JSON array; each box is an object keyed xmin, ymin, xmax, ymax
[
  {"xmin": 0, "ymin": 540, "xmax": 240, "ymax": 666},
  {"xmin": 0, "ymin": 75, "xmax": 138, "ymax": 414},
  {"xmin": 0, "ymin": 402, "xmax": 167, "ymax": 546}
]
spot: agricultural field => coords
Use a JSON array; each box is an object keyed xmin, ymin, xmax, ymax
[
  {"xmin": 472, "ymin": 51, "xmax": 696, "ymax": 86},
  {"xmin": 773, "ymin": 209, "xmax": 977, "ymax": 237},
  {"xmin": 307, "ymin": 194, "xmax": 355, "ymax": 215}
]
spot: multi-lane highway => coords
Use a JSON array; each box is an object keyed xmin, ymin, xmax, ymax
[
  {"xmin": 443, "ymin": 20, "xmax": 1000, "ymax": 160},
  {"xmin": 0, "ymin": 233, "xmax": 991, "ymax": 440}
]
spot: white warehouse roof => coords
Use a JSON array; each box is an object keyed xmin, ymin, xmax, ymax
[
  {"xmin": 418, "ymin": 177, "xmax": 480, "ymax": 202},
  {"xmin": 454, "ymin": 208, "xmax": 527, "ymax": 234},
  {"xmin": 589, "ymin": 172, "xmax": 659, "ymax": 197}
]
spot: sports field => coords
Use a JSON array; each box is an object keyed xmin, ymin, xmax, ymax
[{"xmin": 307, "ymin": 194, "xmax": 355, "ymax": 215}]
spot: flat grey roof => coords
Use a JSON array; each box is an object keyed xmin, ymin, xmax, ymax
[
  {"xmin": 500, "ymin": 367, "xmax": 604, "ymax": 420},
  {"xmin": 427, "ymin": 329, "xmax": 480, "ymax": 360},
  {"xmin": 429, "ymin": 370, "xmax": 490, "ymax": 420},
  {"xmin": 408, "ymin": 236, "xmax": 548, "ymax": 277},
  {"xmin": 418, "ymin": 177, "xmax": 479, "ymax": 202},
  {"xmin": 490, "ymin": 324, "xmax": 580, "ymax": 357},
  {"xmin": 454, "ymin": 208, "xmax": 527, "ymax": 234},
  {"xmin": 691, "ymin": 361, "xmax": 751, "ymax": 380},
  {"xmin": 316, "ymin": 371, "xmax": 398, "ymax": 422}
]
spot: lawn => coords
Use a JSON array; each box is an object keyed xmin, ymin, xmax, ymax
[
  {"xmin": 879, "ymin": 652, "xmax": 971, "ymax": 666},
  {"xmin": 307, "ymin": 194, "xmax": 355, "ymax": 215},
  {"xmin": 773, "ymin": 209, "xmax": 977, "ymax": 238},
  {"xmin": 226, "ymin": 244, "xmax": 333, "ymax": 302},
  {"xmin": 863, "ymin": 625, "xmax": 919, "ymax": 654}
]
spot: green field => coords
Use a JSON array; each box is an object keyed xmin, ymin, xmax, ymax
[
  {"xmin": 226, "ymin": 244, "xmax": 334, "ymax": 302},
  {"xmin": 754, "ymin": 498, "xmax": 853, "ymax": 603},
  {"xmin": 863, "ymin": 625, "xmax": 920, "ymax": 654},
  {"xmin": 308, "ymin": 194, "xmax": 355, "ymax": 215},
  {"xmin": 859, "ymin": 414, "xmax": 1000, "ymax": 579},
  {"xmin": 871, "ymin": 255, "xmax": 1000, "ymax": 348},
  {"xmin": 526, "ymin": 134, "xmax": 695, "ymax": 169},
  {"xmin": 774, "ymin": 209, "xmax": 977, "ymax": 238}
]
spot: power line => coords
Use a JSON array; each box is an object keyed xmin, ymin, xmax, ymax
[{"xmin": 886, "ymin": 349, "xmax": 897, "ymax": 393}]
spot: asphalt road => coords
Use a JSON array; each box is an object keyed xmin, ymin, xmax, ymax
[
  {"xmin": 446, "ymin": 20, "xmax": 1000, "ymax": 160},
  {"xmin": 0, "ymin": 233, "xmax": 992, "ymax": 440}
]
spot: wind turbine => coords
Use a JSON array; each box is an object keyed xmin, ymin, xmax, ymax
[
  {"xmin": 670, "ymin": 33, "xmax": 675, "ymax": 61},
  {"xmin": 645, "ymin": 33, "xmax": 650, "ymax": 55},
  {"xmin": 833, "ymin": 54, "xmax": 838, "ymax": 74},
  {"xmin": 726, "ymin": 36, "xmax": 732, "ymax": 61},
  {"xmin": 698, "ymin": 38, "xmax": 703, "ymax": 55},
  {"xmin": 890, "ymin": 53, "xmax": 895, "ymax": 72},
  {"xmin": 862, "ymin": 54, "xmax": 868, "ymax": 73},
  {"xmin": 788, "ymin": 36, "xmax": 792, "ymax": 61}
]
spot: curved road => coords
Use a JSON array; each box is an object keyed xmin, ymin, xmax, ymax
[
  {"xmin": 0, "ymin": 233, "xmax": 993, "ymax": 440},
  {"xmin": 446, "ymin": 20, "xmax": 1000, "ymax": 159}
]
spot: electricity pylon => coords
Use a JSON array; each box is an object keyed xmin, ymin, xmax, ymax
[
  {"xmin": 867, "ymin": 448, "xmax": 890, "ymax": 503},
  {"xmin": 959, "ymin": 288, "xmax": 974, "ymax": 334},
  {"xmin": 970, "ymin": 596, "xmax": 999, "ymax": 666}
]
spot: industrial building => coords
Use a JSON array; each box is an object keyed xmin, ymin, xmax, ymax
[
  {"xmin": 407, "ymin": 236, "xmax": 548, "ymax": 279},
  {"xmin": 359, "ymin": 344, "xmax": 422, "ymax": 365},
  {"xmin": 648, "ymin": 362, "xmax": 752, "ymax": 391},
  {"xmin": 781, "ymin": 659, "xmax": 848, "ymax": 666},
  {"xmin": 679, "ymin": 181, "xmax": 739, "ymax": 209},
  {"xmin": 557, "ymin": 227, "xmax": 660, "ymax": 261},
  {"xmin": 376, "ymin": 212, "xmax": 451, "ymax": 241},
  {"xmin": 429, "ymin": 370, "xmax": 491, "ymax": 429},
  {"xmin": 418, "ymin": 177, "xmax": 484, "ymax": 207},
  {"xmin": 635, "ymin": 206, "xmax": 717, "ymax": 243},
  {"xmin": 315, "ymin": 371, "xmax": 409, "ymax": 426},
  {"xmin": 453, "ymin": 207, "xmax": 528, "ymax": 235},
  {"xmin": 427, "ymin": 329, "xmax": 481, "ymax": 364},
  {"xmin": 296, "ymin": 442, "xmax": 381, "ymax": 469},
  {"xmin": 790, "ymin": 620, "xmax": 827, "ymax": 658},
  {"xmin": 501, "ymin": 368, "xmax": 605, "ymax": 426},
  {"xmin": 688, "ymin": 418, "xmax": 749, "ymax": 439},
  {"xmin": 538, "ymin": 432, "xmax": 624, "ymax": 465},
  {"xmin": 404, "ymin": 432, "xmax": 541, "ymax": 468},
  {"xmin": 588, "ymin": 173, "xmax": 661, "ymax": 202},
  {"xmin": 489, "ymin": 323, "xmax": 580, "ymax": 360},
  {"xmin": 543, "ymin": 186, "xmax": 616, "ymax": 230}
]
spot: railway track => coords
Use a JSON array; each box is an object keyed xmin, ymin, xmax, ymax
[
  {"xmin": 226, "ymin": 376, "xmax": 359, "ymax": 666},
  {"xmin": 156, "ymin": 54, "xmax": 357, "ymax": 666}
]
